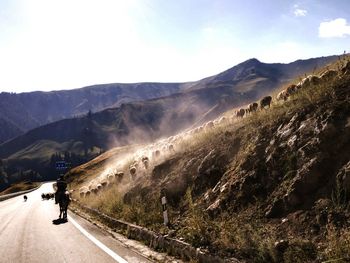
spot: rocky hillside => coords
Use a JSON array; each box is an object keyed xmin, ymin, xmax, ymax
[
  {"xmin": 68, "ymin": 56, "xmax": 350, "ymax": 262},
  {"xmin": 0, "ymin": 55, "xmax": 337, "ymax": 144}
]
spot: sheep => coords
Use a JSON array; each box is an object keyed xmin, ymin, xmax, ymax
[
  {"xmin": 286, "ymin": 84, "xmax": 297, "ymax": 94},
  {"xmin": 101, "ymin": 180, "xmax": 108, "ymax": 187},
  {"xmin": 116, "ymin": 172, "xmax": 124, "ymax": 183},
  {"xmin": 260, "ymin": 96, "xmax": 272, "ymax": 109},
  {"xmin": 205, "ymin": 121, "xmax": 214, "ymax": 130},
  {"xmin": 129, "ymin": 166, "xmax": 137, "ymax": 180},
  {"xmin": 79, "ymin": 186, "xmax": 88, "ymax": 197},
  {"xmin": 107, "ymin": 174, "xmax": 115, "ymax": 183},
  {"xmin": 309, "ymin": 75, "xmax": 321, "ymax": 86},
  {"xmin": 132, "ymin": 160, "xmax": 139, "ymax": 169},
  {"xmin": 277, "ymin": 89, "xmax": 288, "ymax": 101},
  {"xmin": 236, "ymin": 108, "xmax": 245, "ymax": 118},
  {"xmin": 168, "ymin": 144, "xmax": 175, "ymax": 152},
  {"xmin": 219, "ymin": 116, "xmax": 227, "ymax": 124},
  {"xmin": 248, "ymin": 102, "xmax": 258, "ymax": 113},
  {"xmin": 153, "ymin": 150, "xmax": 161, "ymax": 159},
  {"xmin": 320, "ymin": 69, "xmax": 338, "ymax": 81},
  {"xmin": 142, "ymin": 156, "xmax": 149, "ymax": 169},
  {"xmin": 277, "ymin": 84, "xmax": 297, "ymax": 101},
  {"xmin": 297, "ymin": 75, "xmax": 320, "ymax": 89}
]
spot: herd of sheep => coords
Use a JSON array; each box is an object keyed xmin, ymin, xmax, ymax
[
  {"xmin": 78, "ymin": 143, "xmax": 177, "ymax": 197},
  {"xmin": 234, "ymin": 67, "xmax": 344, "ymax": 118},
  {"xmin": 77, "ymin": 62, "xmax": 350, "ymax": 199}
]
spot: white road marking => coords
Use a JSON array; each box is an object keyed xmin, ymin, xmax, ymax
[{"xmin": 68, "ymin": 215, "xmax": 128, "ymax": 263}]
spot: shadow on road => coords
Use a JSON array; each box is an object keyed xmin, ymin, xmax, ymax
[{"xmin": 52, "ymin": 218, "xmax": 68, "ymax": 225}]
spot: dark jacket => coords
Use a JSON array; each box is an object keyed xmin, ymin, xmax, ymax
[{"xmin": 56, "ymin": 179, "xmax": 67, "ymax": 192}]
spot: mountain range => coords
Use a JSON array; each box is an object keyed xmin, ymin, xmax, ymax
[{"xmin": 0, "ymin": 55, "xmax": 339, "ymax": 190}]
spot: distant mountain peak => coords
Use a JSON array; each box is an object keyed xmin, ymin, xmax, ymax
[{"xmin": 239, "ymin": 58, "xmax": 261, "ymax": 67}]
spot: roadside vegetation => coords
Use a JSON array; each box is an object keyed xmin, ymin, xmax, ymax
[{"xmin": 0, "ymin": 181, "xmax": 40, "ymax": 196}]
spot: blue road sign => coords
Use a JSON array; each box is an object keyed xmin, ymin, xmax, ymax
[{"xmin": 55, "ymin": 161, "xmax": 68, "ymax": 170}]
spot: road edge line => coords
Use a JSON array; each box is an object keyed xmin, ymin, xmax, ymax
[{"xmin": 67, "ymin": 215, "xmax": 128, "ymax": 263}]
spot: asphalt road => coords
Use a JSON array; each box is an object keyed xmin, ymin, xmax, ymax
[{"xmin": 0, "ymin": 183, "xmax": 153, "ymax": 263}]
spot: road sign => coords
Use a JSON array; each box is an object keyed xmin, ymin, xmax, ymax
[{"xmin": 55, "ymin": 161, "xmax": 68, "ymax": 171}]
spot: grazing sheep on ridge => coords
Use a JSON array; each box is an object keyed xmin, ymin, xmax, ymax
[
  {"xmin": 107, "ymin": 174, "xmax": 115, "ymax": 183},
  {"xmin": 248, "ymin": 102, "xmax": 258, "ymax": 113},
  {"xmin": 168, "ymin": 144, "xmax": 175, "ymax": 152},
  {"xmin": 277, "ymin": 89, "xmax": 288, "ymax": 101},
  {"xmin": 101, "ymin": 180, "xmax": 108, "ymax": 187},
  {"xmin": 297, "ymin": 75, "xmax": 321, "ymax": 89},
  {"xmin": 205, "ymin": 121, "xmax": 214, "ymax": 130},
  {"xmin": 277, "ymin": 84, "xmax": 297, "ymax": 101},
  {"xmin": 260, "ymin": 96, "xmax": 272, "ymax": 109},
  {"xmin": 142, "ymin": 157, "xmax": 149, "ymax": 169},
  {"xmin": 129, "ymin": 166, "xmax": 137, "ymax": 180},
  {"xmin": 320, "ymin": 69, "xmax": 337, "ymax": 81},
  {"xmin": 153, "ymin": 150, "xmax": 161, "ymax": 159},
  {"xmin": 236, "ymin": 108, "xmax": 245, "ymax": 118},
  {"xmin": 219, "ymin": 116, "xmax": 227, "ymax": 124},
  {"xmin": 116, "ymin": 172, "xmax": 124, "ymax": 183},
  {"xmin": 79, "ymin": 186, "xmax": 88, "ymax": 198}
]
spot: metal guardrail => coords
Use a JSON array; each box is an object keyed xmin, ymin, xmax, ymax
[{"xmin": 0, "ymin": 184, "xmax": 42, "ymax": 202}]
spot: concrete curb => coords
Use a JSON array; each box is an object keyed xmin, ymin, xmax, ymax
[
  {"xmin": 71, "ymin": 200, "xmax": 239, "ymax": 263},
  {"xmin": 0, "ymin": 184, "xmax": 42, "ymax": 202}
]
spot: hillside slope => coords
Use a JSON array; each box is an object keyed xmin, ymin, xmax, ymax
[
  {"xmin": 0, "ymin": 55, "xmax": 337, "ymax": 144},
  {"xmin": 68, "ymin": 57, "xmax": 350, "ymax": 262},
  {"xmin": 0, "ymin": 55, "xmax": 340, "ymax": 191}
]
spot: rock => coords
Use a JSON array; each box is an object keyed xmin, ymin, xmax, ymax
[
  {"xmin": 274, "ymin": 239, "xmax": 289, "ymax": 253},
  {"xmin": 341, "ymin": 61, "xmax": 350, "ymax": 75},
  {"xmin": 194, "ymin": 150, "xmax": 227, "ymax": 193},
  {"xmin": 310, "ymin": 223, "xmax": 320, "ymax": 234},
  {"xmin": 284, "ymin": 190, "xmax": 301, "ymax": 207},
  {"xmin": 281, "ymin": 218, "xmax": 288, "ymax": 224},
  {"xmin": 292, "ymin": 157, "xmax": 324, "ymax": 195},
  {"xmin": 265, "ymin": 199, "xmax": 285, "ymax": 218},
  {"xmin": 313, "ymin": 198, "xmax": 332, "ymax": 211},
  {"xmin": 316, "ymin": 210, "xmax": 328, "ymax": 226},
  {"xmin": 327, "ymin": 211, "xmax": 347, "ymax": 227},
  {"xmin": 336, "ymin": 161, "xmax": 350, "ymax": 192}
]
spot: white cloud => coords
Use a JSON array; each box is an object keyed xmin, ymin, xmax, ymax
[
  {"xmin": 319, "ymin": 18, "xmax": 350, "ymax": 38},
  {"xmin": 294, "ymin": 8, "xmax": 307, "ymax": 17},
  {"xmin": 293, "ymin": 4, "xmax": 307, "ymax": 17}
]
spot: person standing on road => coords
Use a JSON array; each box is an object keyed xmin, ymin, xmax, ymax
[{"xmin": 55, "ymin": 175, "xmax": 67, "ymax": 204}]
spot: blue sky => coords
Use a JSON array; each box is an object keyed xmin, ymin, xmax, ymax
[{"xmin": 0, "ymin": 0, "xmax": 349, "ymax": 92}]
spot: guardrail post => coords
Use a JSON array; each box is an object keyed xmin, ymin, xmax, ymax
[{"xmin": 161, "ymin": 195, "xmax": 169, "ymax": 226}]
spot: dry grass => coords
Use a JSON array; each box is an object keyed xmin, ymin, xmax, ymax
[
  {"xmin": 0, "ymin": 181, "xmax": 40, "ymax": 196},
  {"xmin": 322, "ymin": 226, "xmax": 350, "ymax": 262},
  {"xmin": 68, "ymin": 54, "xmax": 350, "ymax": 262},
  {"xmin": 79, "ymin": 186, "xmax": 164, "ymax": 230}
]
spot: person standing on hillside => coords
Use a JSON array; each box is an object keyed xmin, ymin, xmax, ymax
[{"xmin": 55, "ymin": 175, "xmax": 67, "ymax": 204}]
